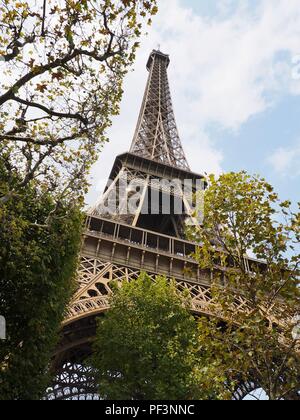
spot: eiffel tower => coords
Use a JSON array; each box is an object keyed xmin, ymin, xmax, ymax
[{"xmin": 46, "ymin": 50, "xmax": 253, "ymax": 400}]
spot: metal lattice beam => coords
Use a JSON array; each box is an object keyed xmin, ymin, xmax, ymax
[
  {"xmin": 45, "ymin": 364, "xmax": 99, "ymax": 401},
  {"xmin": 130, "ymin": 50, "xmax": 190, "ymax": 170},
  {"xmin": 63, "ymin": 254, "xmax": 252, "ymax": 327}
]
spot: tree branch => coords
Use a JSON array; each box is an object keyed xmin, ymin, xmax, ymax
[
  {"xmin": 0, "ymin": 132, "xmax": 84, "ymax": 146},
  {"xmin": 41, "ymin": 0, "xmax": 47, "ymax": 37},
  {"xmin": 11, "ymin": 95, "xmax": 88, "ymax": 125},
  {"xmin": 0, "ymin": 48, "xmax": 121, "ymax": 107}
]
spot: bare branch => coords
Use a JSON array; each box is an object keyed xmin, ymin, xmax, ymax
[
  {"xmin": 0, "ymin": 131, "xmax": 85, "ymax": 145},
  {"xmin": 11, "ymin": 95, "xmax": 88, "ymax": 125},
  {"xmin": 41, "ymin": 0, "xmax": 47, "ymax": 37}
]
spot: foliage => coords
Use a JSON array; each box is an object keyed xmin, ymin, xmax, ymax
[
  {"xmin": 0, "ymin": 0, "xmax": 158, "ymax": 400},
  {"xmin": 0, "ymin": 0, "xmax": 157, "ymax": 199},
  {"xmin": 189, "ymin": 172, "xmax": 300, "ymax": 400},
  {"xmin": 0, "ymin": 162, "xmax": 83, "ymax": 400},
  {"xmin": 91, "ymin": 273, "xmax": 220, "ymax": 400}
]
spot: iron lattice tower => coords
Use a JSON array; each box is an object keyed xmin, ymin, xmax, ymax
[
  {"xmin": 130, "ymin": 50, "xmax": 189, "ymax": 170},
  {"xmin": 46, "ymin": 51, "xmax": 256, "ymax": 400}
]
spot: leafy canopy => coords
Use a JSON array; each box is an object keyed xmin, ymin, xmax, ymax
[
  {"xmin": 91, "ymin": 274, "xmax": 214, "ymax": 400},
  {"xmin": 0, "ymin": 161, "xmax": 83, "ymax": 400},
  {"xmin": 189, "ymin": 172, "xmax": 300, "ymax": 400},
  {"xmin": 0, "ymin": 0, "xmax": 157, "ymax": 198}
]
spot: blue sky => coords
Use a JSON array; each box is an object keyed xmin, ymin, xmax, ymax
[
  {"xmin": 185, "ymin": 0, "xmax": 262, "ymax": 16},
  {"xmin": 87, "ymin": 0, "xmax": 300, "ymax": 210},
  {"xmin": 184, "ymin": 0, "xmax": 244, "ymax": 16},
  {"xmin": 182, "ymin": 0, "xmax": 300, "ymax": 207}
]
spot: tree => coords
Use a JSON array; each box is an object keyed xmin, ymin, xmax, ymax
[
  {"xmin": 0, "ymin": 161, "xmax": 83, "ymax": 400},
  {"xmin": 0, "ymin": 0, "xmax": 158, "ymax": 399},
  {"xmin": 91, "ymin": 273, "xmax": 213, "ymax": 400},
  {"xmin": 189, "ymin": 172, "xmax": 300, "ymax": 400},
  {"xmin": 0, "ymin": 0, "xmax": 157, "ymax": 200}
]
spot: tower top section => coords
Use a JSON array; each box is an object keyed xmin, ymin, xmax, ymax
[
  {"xmin": 146, "ymin": 49, "xmax": 170, "ymax": 70},
  {"xmin": 130, "ymin": 50, "xmax": 190, "ymax": 171}
]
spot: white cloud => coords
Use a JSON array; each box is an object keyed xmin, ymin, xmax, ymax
[
  {"xmin": 267, "ymin": 141, "xmax": 300, "ymax": 176},
  {"xmin": 154, "ymin": 0, "xmax": 300, "ymax": 127},
  {"xmin": 87, "ymin": 0, "xmax": 300, "ymax": 204}
]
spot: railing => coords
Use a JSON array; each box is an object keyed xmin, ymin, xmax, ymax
[
  {"xmin": 84, "ymin": 215, "xmax": 266, "ymax": 278},
  {"xmin": 85, "ymin": 216, "xmax": 197, "ymax": 261}
]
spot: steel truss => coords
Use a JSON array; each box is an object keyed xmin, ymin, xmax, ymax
[{"xmin": 130, "ymin": 50, "xmax": 190, "ymax": 170}]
